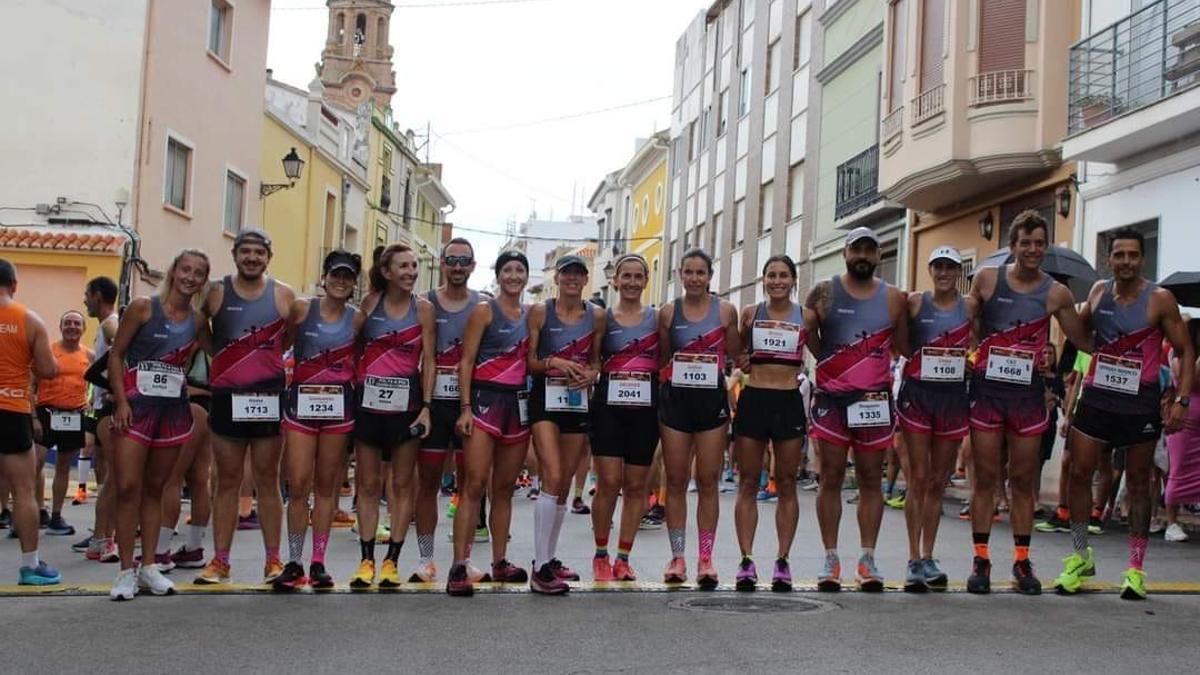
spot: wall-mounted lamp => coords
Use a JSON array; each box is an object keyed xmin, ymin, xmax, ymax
[
  {"xmin": 1055, "ymin": 185, "xmax": 1072, "ymax": 218},
  {"xmin": 260, "ymin": 148, "xmax": 305, "ymax": 198},
  {"xmin": 979, "ymin": 211, "xmax": 994, "ymax": 241}
]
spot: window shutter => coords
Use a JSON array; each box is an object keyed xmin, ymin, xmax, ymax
[
  {"xmin": 889, "ymin": 0, "xmax": 907, "ymax": 111},
  {"xmin": 920, "ymin": 0, "xmax": 945, "ymax": 90},
  {"xmin": 979, "ymin": 0, "xmax": 1025, "ymax": 73}
]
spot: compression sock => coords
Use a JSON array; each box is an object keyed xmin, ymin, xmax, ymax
[
  {"xmin": 1128, "ymin": 534, "xmax": 1148, "ymax": 570},
  {"xmin": 385, "ymin": 539, "xmax": 403, "ymax": 563},
  {"xmin": 417, "ymin": 532, "xmax": 434, "ymax": 562},
  {"xmin": 973, "ymin": 532, "xmax": 990, "ymax": 560},
  {"xmin": 288, "ymin": 530, "xmax": 306, "ymax": 564},
  {"xmin": 359, "ymin": 538, "xmax": 376, "ymax": 562},
  {"xmin": 668, "ymin": 528, "xmax": 685, "ymax": 559},
  {"xmin": 1013, "ymin": 534, "xmax": 1031, "ymax": 563},
  {"xmin": 311, "ymin": 533, "xmax": 329, "ymax": 565},
  {"xmin": 1070, "ymin": 521, "xmax": 1090, "ymax": 555},
  {"xmin": 698, "ymin": 529, "xmax": 715, "ymax": 562}
]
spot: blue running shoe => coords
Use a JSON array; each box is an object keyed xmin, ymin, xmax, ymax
[{"xmin": 19, "ymin": 562, "xmax": 61, "ymax": 586}]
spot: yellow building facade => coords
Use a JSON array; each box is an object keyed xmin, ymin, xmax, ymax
[{"xmin": 620, "ymin": 132, "xmax": 668, "ymax": 306}]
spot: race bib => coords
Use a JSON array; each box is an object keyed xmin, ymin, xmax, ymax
[
  {"xmin": 920, "ymin": 347, "xmax": 966, "ymax": 382},
  {"xmin": 296, "ymin": 384, "xmax": 345, "ymax": 420},
  {"xmin": 607, "ymin": 372, "xmax": 652, "ymax": 407},
  {"xmin": 433, "ymin": 366, "xmax": 460, "ymax": 401},
  {"xmin": 231, "ymin": 393, "xmax": 280, "ymax": 422},
  {"xmin": 985, "ymin": 347, "xmax": 1035, "ymax": 385},
  {"xmin": 50, "ymin": 411, "xmax": 82, "ymax": 432},
  {"xmin": 545, "ymin": 377, "xmax": 588, "ymax": 413},
  {"xmin": 1093, "ymin": 354, "xmax": 1141, "ymax": 396},
  {"xmin": 671, "ymin": 353, "xmax": 719, "ymax": 389},
  {"xmin": 847, "ymin": 392, "xmax": 891, "ymax": 428},
  {"xmin": 752, "ymin": 320, "xmax": 801, "ymax": 354},
  {"xmin": 517, "ymin": 390, "xmax": 530, "ymax": 426},
  {"xmin": 362, "ymin": 376, "xmax": 410, "ymax": 413},
  {"xmin": 135, "ymin": 362, "xmax": 185, "ymax": 398}
]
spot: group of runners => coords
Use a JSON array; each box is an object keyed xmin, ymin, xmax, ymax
[{"xmin": 0, "ymin": 207, "xmax": 1191, "ymax": 601}]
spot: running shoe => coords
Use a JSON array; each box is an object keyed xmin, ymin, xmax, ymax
[
  {"xmin": 46, "ymin": 515, "xmax": 75, "ymax": 536},
  {"xmin": 845, "ymin": 493, "xmax": 860, "ymax": 505},
  {"xmin": 263, "ymin": 557, "xmax": 285, "ymax": 584},
  {"xmin": 639, "ymin": 515, "xmax": 663, "ymax": 530},
  {"xmin": 138, "ymin": 564, "xmax": 176, "ymax": 596},
  {"xmin": 966, "ymin": 556, "xmax": 991, "ymax": 594},
  {"xmin": 771, "ymin": 558, "xmax": 792, "ymax": 593},
  {"xmin": 1088, "ymin": 517, "xmax": 1104, "ymax": 536},
  {"xmin": 490, "ymin": 558, "xmax": 528, "ymax": 583},
  {"xmin": 134, "ymin": 552, "xmax": 175, "ymax": 573},
  {"xmin": 663, "ymin": 557, "xmax": 687, "ymax": 584},
  {"xmin": 309, "ymin": 562, "xmax": 334, "ymax": 589},
  {"xmin": 549, "ymin": 558, "xmax": 579, "ymax": 582},
  {"xmin": 735, "ymin": 557, "xmax": 758, "ymax": 592},
  {"xmin": 885, "ymin": 493, "xmax": 906, "ymax": 510},
  {"xmin": 466, "ymin": 562, "xmax": 487, "ymax": 584},
  {"xmin": 110, "ymin": 568, "xmax": 137, "ymax": 600},
  {"xmin": 958, "ymin": 502, "xmax": 970, "ymax": 520},
  {"xmin": 445, "ymin": 493, "xmax": 459, "ymax": 519},
  {"xmin": 571, "ymin": 497, "xmax": 591, "ymax": 515},
  {"xmin": 374, "ymin": 524, "xmax": 391, "ymax": 543},
  {"xmin": 39, "ymin": 509, "xmax": 49, "ymax": 528},
  {"xmin": 349, "ymin": 560, "xmax": 376, "ymax": 588},
  {"xmin": 612, "ymin": 558, "xmax": 637, "ymax": 581},
  {"xmin": 99, "ymin": 541, "xmax": 120, "ymax": 563},
  {"xmin": 194, "ymin": 559, "xmax": 231, "ymax": 585},
  {"xmin": 1165, "ymin": 523, "xmax": 1189, "ymax": 542},
  {"xmin": 593, "ymin": 556, "xmax": 614, "ymax": 582},
  {"xmin": 72, "ymin": 486, "xmax": 88, "ymax": 505},
  {"xmin": 237, "ymin": 511, "xmax": 259, "ymax": 530},
  {"xmin": 904, "ymin": 559, "xmax": 927, "ymax": 592},
  {"xmin": 723, "ymin": 467, "xmax": 736, "ymax": 484},
  {"xmin": 474, "ymin": 526, "xmax": 490, "ymax": 542},
  {"xmin": 170, "ymin": 546, "xmax": 206, "ymax": 569},
  {"xmin": 856, "ymin": 554, "xmax": 884, "ymax": 592},
  {"xmin": 340, "ymin": 482, "xmax": 354, "ymax": 497},
  {"xmin": 85, "ymin": 545, "xmax": 103, "ymax": 562},
  {"xmin": 530, "ymin": 562, "xmax": 570, "ymax": 595},
  {"xmin": 378, "ymin": 559, "xmax": 402, "ymax": 588},
  {"xmin": 756, "ymin": 488, "xmax": 776, "ymax": 502},
  {"xmin": 798, "ymin": 476, "xmax": 818, "ymax": 491},
  {"xmin": 273, "ymin": 561, "xmax": 306, "ymax": 591},
  {"xmin": 18, "ymin": 561, "xmax": 61, "ymax": 586},
  {"xmin": 446, "ymin": 563, "xmax": 474, "ymax": 596},
  {"xmin": 1052, "ymin": 548, "xmax": 1095, "ymax": 594},
  {"xmin": 1034, "ymin": 514, "xmax": 1071, "ymax": 533},
  {"xmin": 1119, "ymin": 567, "xmax": 1147, "ymax": 601},
  {"xmin": 332, "ymin": 509, "xmax": 355, "ymax": 528},
  {"xmin": 1012, "ymin": 559, "xmax": 1042, "ymax": 595},
  {"xmin": 817, "ymin": 553, "xmax": 841, "ymax": 592},
  {"xmin": 71, "ymin": 534, "xmax": 93, "ymax": 552},
  {"xmin": 0, "ymin": 508, "xmax": 10, "ymax": 528},
  {"xmin": 696, "ymin": 557, "xmax": 719, "ymax": 590},
  {"xmin": 526, "ymin": 487, "xmax": 540, "ymax": 500},
  {"xmin": 923, "ymin": 558, "xmax": 948, "ymax": 589},
  {"xmin": 687, "ymin": 479, "xmax": 698, "ymax": 493},
  {"xmin": 409, "ymin": 560, "xmax": 437, "ymax": 583},
  {"xmin": 1149, "ymin": 519, "xmax": 1166, "ymax": 535}
]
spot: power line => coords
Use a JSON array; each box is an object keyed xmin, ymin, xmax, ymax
[
  {"xmin": 428, "ymin": 131, "xmax": 573, "ymax": 205},
  {"xmin": 439, "ymin": 96, "xmax": 671, "ymax": 136},
  {"xmin": 273, "ymin": 0, "xmax": 554, "ymax": 10}
]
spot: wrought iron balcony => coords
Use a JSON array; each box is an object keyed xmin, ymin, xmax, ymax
[
  {"xmin": 1068, "ymin": 0, "xmax": 1200, "ymax": 133},
  {"xmin": 881, "ymin": 107, "xmax": 904, "ymax": 144},
  {"xmin": 835, "ymin": 145, "xmax": 881, "ymax": 220},
  {"xmin": 911, "ymin": 84, "xmax": 945, "ymax": 125},
  {"xmin": 970, "ymin": 69, "xmax": 1035, "ymax": 106}
]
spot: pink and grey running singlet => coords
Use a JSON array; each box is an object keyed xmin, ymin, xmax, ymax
[
  {"xmin": 903, "ymin": 292, "xmax": 969, "ymax": 383},
  {"xmin": 428, "ymin": 289, "xmax": 479, "ymax": 401},
  {"xmin": 473, "ymin": 299, "xmax": 528, "ymax": 390},
  {"xmin": 210, "ymin": 276, "xmax": 286, "ymax": 392},
  {"xmin": 664, "ymin": 296, "xmax": 726, "ymax": 388},
  {"xmin": 747, "ymin": 301, "xmax": 807, "ymax": 367},
  {"xmin": 292, "ymin": 302, "xmax": 356, "ymax": 387},
  {"xmin": 535, "ymin": 299, "xmax": 596, "ymax": 372},
  {"xmin": 600, "ymin": 307, "xmax": 659, "ymax": 407},
  {"xmin": 815, "ymin": 276, "xmax": 894, "ymax": 394},
  {"xmin": 976, "ymin": 266, "xmax": 1051, "ymax": 392},
  {"xmin": 1082, "ymin": 280, "xmax": 1164, "ymax": 414},
  {"xmin": 123, "ymin": 297, "xmax": 197, "ymax": 404},
  {"xmin": 356, "ymin": 296, "xmax": 423, "ymax": 413}
]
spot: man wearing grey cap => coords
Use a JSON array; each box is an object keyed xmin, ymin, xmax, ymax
[{"xmin": 803, "ymin": 226, "xmax": 908, "ymax": 592}]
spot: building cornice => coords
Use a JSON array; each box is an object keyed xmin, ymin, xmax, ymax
[
  {"xmin": 815, "ymin": 22, "xmax": 884, "ymax": 85},
  {"xmin": 818, "ymin": 0, "xmax": 856, "ymax": 27},
  {"xmin": 880, "ymin": 150, "xmax": 1062, "ymax": 207}
]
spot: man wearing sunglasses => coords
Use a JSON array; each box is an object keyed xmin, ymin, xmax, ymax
[{"xmin": 411, "ymin": 238, "xmax": 484, "ymax": 582}]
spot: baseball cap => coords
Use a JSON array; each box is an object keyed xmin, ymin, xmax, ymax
[
  {"xmin": 845, "ymin": 227, "xmax": 879, "ymax": 247},
  {"xmin": 555, "ymin": 254, "xmax": 588, "ymax": 273},
  {"xmin": 233, "ymin": 228, "xmax": 272, "ymax": 252},
  {"xmin": 928, "ymin": 246, "xmax": 963, "ymax": 265},
  {"xmin": 323, "ymin": 250, "xmax": 361, "ymax": 275}
]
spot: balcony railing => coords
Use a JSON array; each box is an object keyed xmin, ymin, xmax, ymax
[
  {"xmin": 911, "ymin": 84, "xmax": 946, "ymax": 124},
  {"xmin": 835, "ymin": 145, "xmax": 881, "ymax": 220},
  {"xmin": 881, "ymin": 107, "xmax": 904, "ymax": 143},
  {"xmin": 1068, "ymin": 0, "xmax": 1200, "ymax": 133},
  {"xmin": 970, "ymin": 69, "xmax": 1035, "ymax": 106}
]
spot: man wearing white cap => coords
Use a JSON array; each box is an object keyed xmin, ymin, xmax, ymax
[
  {"xmin": 895, "ymin": 246, "xmax": 975, "ymax": 591},
  {"xmin": 803, "ymin": 226, "xmax": 908, "ymax": 592}
]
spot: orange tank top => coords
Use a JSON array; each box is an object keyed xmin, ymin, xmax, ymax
[
  {"xmin": 0, "ymin": 302, "xmax": 32, "ymax": 414},
  {"xmin": 37, "ymin": 342, "xmax": 90, "ymax": 410}
]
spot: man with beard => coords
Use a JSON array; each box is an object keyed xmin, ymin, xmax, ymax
[
  {"xmin": 1054, "ymin": 227, "xmax": 1192, "ymax": 599},
  {"xmin": 195, "ymin": 229, "xmax": 295, "ymax": 585},
  {"xmin": 411, "ymin": 237, "xmax": 485, "ymax": 583},
  {"xmin": 965, "ymin": 210, "xmax": 1089, "ymax": 595},
  {"xmin": 803, "ymin": 227, "xmax": 908, "ymax": 592}
]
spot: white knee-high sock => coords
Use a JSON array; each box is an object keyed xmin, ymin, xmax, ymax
[{"xmin": 534, "ymin": 492, "xmax": 558, "ymax": 567}]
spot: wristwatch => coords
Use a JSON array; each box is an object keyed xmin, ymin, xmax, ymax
[{"xmin": 1176, "ymin": 395, "xmax": 1190, "ymax": 407}]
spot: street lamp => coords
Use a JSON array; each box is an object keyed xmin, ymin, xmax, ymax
[
  {"xmin": 978, "ymin": 211, "xmax": 994, "ymax": 241},
  {"xmin": 260, "ymin": 147, "xmax": 305, "ymax": 198},
  {"xmin": 603, "ymin": 260, "xmax": 616, "ymax": 280},
  {"xmin": 1055, "ymin": 185, "xmax": 1072, "ymax": 218}
]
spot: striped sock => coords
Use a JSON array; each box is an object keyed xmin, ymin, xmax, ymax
[
  {"xmin": 668, "ymin": 528, "xmax": 685, "ymax": 558},
  {"xmin": 287, "ymin": 530, "xmax": 306, "ymax": 564},
  {"xmin": 311, "ymin": 533, "xmax": 329, "ymax": 565},
  {"xmin": 594, "ymin": 533, "xmax": 609, "ymax": 559},
  {"xmin": 1129, "ymin": 534, "xmax": 1148, "ymax": 570},
  {"xmin": 1070, "ymin": 521, "xmax": 1089, "ymax": 555},
  {"xmin": 417, "ymin": 532, "xmax": 435, "ymax": 561},
  {"xmin": 698, "ymin": 529, "xmax": 715, "ymax": 562},
  {"xmin": 617, "ymin": 539, "xmax": 633, "ymax": 562}
]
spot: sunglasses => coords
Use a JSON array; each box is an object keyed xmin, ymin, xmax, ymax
[{"xmin": 443, "ymin": 255, "xmax": 474, "ymax": 268}]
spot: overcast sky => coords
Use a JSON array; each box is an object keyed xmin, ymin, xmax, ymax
[{"xmin": 266, "ymin": 0, "xmax": 704, "ymax": 286}]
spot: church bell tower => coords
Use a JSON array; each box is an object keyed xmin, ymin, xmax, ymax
[{"xmin": 318, "ymin": 0, "xmax": 398, "ymax": 109}]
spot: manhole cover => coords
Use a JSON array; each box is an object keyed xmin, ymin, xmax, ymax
[{"xmin": 668, "ymin": 596, "xmax": 836, "ymax": 615}]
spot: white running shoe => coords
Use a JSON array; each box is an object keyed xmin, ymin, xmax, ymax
[
  {"xmin": 137, "ymin": 564, "xmax": 177, "ymax": 596},
  {"xmin": 1165, "ymin": 523, "xmax": 1189, "ymax": 542},
  {"xmin": 110, "ymin": 568, "xmax": 138, "ymax": 601}
]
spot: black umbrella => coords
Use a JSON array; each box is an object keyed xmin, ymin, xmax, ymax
[
  {"xmin": 971, "ymin": 246, "xmax": 1098, "ymax": 302},
  {"xmin": 1159, "ymin": 271, "xmax": 1200, "ymax": 308}
]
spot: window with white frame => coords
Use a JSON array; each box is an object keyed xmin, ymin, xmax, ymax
[
  {"xmin": 732, "ymin": 198, "xmax": 745, "ymax": 248},
  {"xmin": 209, "ymin": 0, "xmax": 233, "ymax": 63},
  {"xmin": 766, "ymin": 40, "xmax": 782, "ymax": 93},
  {"xmin": 164, "ymin": 137, "xmax": 192, "ymax": 211},
  {"xmin": 759, "ymin": 181, "xmax": 774, "ymax": 235},
  {"xmin": 739, "ymin": 68, "xmax": 752, "ymax": 116},
  {"xmin": 793, "ymin": 11, "xmax": 812, "ymax": 71},
  {"xmin": 718, "ymin": 90, "xmax": 729, "ymax": 135},
  {"xmin": 787, "ymin": 162, "xmax": 804, "ymax": 220},
  {"xmin": 223, "ymin": 170, "xmax": 246, "ymax": 234}
]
